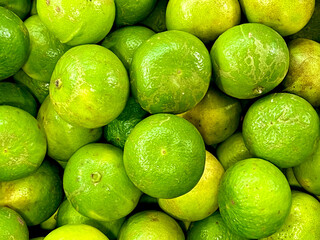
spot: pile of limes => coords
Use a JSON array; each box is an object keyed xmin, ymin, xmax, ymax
[{"xmin": 1, "ymin": 0, "xmax": 320, "ymax": 239}]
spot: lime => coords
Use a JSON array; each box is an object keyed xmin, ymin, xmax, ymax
[
  {"xmin": 166, "ymin": 0, "xmax": 241, "ymax": 43},
  {"xmin": 0, "ymin": 159, "xmax": 63, "ymax": 226},
  {"xmin": 118, "ymin": 210, "xmax": 185, "ymax": 240},
  {"xmin": 0, "ymin": 207, "xmax": 29, "ymax": 240},
  {"xmin": 239, "ymin": 0, "xmax": 315, "ymax": 36},
  {"xmin": 0, "ymin": 6, "xmax": 29, "ymax": 80},
  {"xmin": 187, "ymin": 211, "xmax": 248, "ymax": 240},
  {"xmin": 22, "ymin": 15, "xmax": 70, "ymax": 83},
  {"xmin": 63, "ymin": 143, "xmax": 142, "ymax": 222},
  {"xmin": 281, "ymin": 38, "xmax": 320, "ymax": 107},
  {"xmin": 104, "ymin": 96, "xmax": 147, "ymax": 149},
  {"xmin": 40, "ymin": 209, "xmax": 58, "ymax": 230},
  {"xmin": 130, "ymin": 30, "xmax": 211, "ymax": 114},
  {"xmin": 123, "ymin": 113, "xmax": 206, "ymax": 199},
  {"xmin": 114, "ymin": 0, "xmax": 157, "ymax": 26},
  {"xmin": 50, "ymin": 44, "xmax": 129, "ymax": 128},
  {"xmin": 0, "ymin": 105, "xmax": 46, "ymax": 181},
  {"xmin": 102, "ymin": 26, "xmax": 155, "ymax": 70},
  {"xmin": 140, "ymin": 0, "xmax": 168, "ymax": 32},
  {"xmin": 285, "ymin": 167, "xmax": 302, "ymax": 189},
  {"xmin": 158, "ymin": 151, "xmax": 224, "ymax": 222},
  {"xmin": 0, "ymin": 81, "xmax": 37, "ymax": 117},
  {"xmin": 243, "ymin": 93, "xmax": 320, "ymax": 168},
  {"xmin": 37, "ymin": 0, "xmax": 115, "ymax": 46},
  {"xmin": 30, "ymin": 0, "xmax": 36, "ymax": 15},
  {"xmin": 218, "ymin": 158, "xmax": 292, "ymax": 239},
  {"xmin": 216, "ymin": 132, "xmax": 254, "ymax": 170},
  {"xmin": 44, "ymin": 224, "xmax": 109, "ymax": 240},
  {"xmin": 37, "ymin": 96, "xmax": 102, "ymax": 163},
  {"xmin": 0, "ymin": 0, "xmax": 31, "ymax": 20},
  {"xmin": 261, "ymin": 191, "xmax": 320, "ymax": 239},
  {"xmin": 211, "ymin": 23, "xmax": 289, "ymax": 99},
  {"xmin": 178, "ymin": 87, "xmax": 242, "ymax": 145}
]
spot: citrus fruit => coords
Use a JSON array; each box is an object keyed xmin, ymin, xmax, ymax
[
  {"xmin": 22, "ymin": 15, "xmax": 70, "ymax": 83},
  {"xmin": 0, "ymin": 0, "xmax": 31, "ymax": 20},
  {"xmin": 40, "ymin": 209, "xmax": 58, "ymax": 230},
  {"xmin": 0, "ymin": 105, "xmax": 46, "ymax": 181},
  {"xmin": 140, "ymin": 0, "xmax": 168, "ymax": 32},
  {"xmin": 218, "ymin": 158, "xmax": 292, "ymax": 239},
  {"xmin": 242, "ymin": 92, "xmax": 320, "ymax": 168},
  {"xmin": 123, "ymin": 113, "xmax": 206, "ymax": 199},
  {"xmin": 178, "ymin": 87, "xmax": 242, "ymax": 145},
  {"xmin": 261, "ymin": 191, "xmax": 320, "ymax": 239},
  {"xmin": 216, "ymin": 132, "xmax": 254, "ymax": 170},
  {"xmin": 0, "ymin": 6, "xmax": 29, "ymax": 81},
  {"xmin": 30, "ymin": 0, "xmax": 36, "ymax": 15},
  {"xmin": 239, "ymin": 0, "xmax": 315, "ymax": 36},
  {"xmin": 0, "ymin": 206, "xmax": 29, "ymax": 240},
  {"xmin": 114, "ymin": 0, "xmax": 157, "ymax": 26},
  {"xmin": 0, "ymin": 159, "xmax": 63, "ymax": 226},
  {"xmin": 63, "ymin": 143, "xmax": 142, "ymax": 222},
  {"xmin": 130, "ymin": 30, "xmax": 211, "ymax": 114},
  {"xmin": 0, "ymin": 81, "xmax": 37, "ymax": 117},
  {"xmin": 285, "ymin": 167, "xmax": 302, "ymax": 189},
  {"xmin": 166, "ymin": 0, "xmax": 241, "ymax": 43},
  {"xmin": 211, "ymin": 23, "xmax": 289, "ymax": 99},
  {"xmin": 37, "ymin": 96, "xmax": 102, "ymax": 163},
  {"xmin": 158, "ymin": 151, "xmax": 224, "ymax": 222},
  {"xmin": 44, "ymin": 224, "xmax": 109, "ymax": 240},
  {"xmin": 56, "ymin": 199, "xmax": 125, "ymax": 240},
  {"xmin": 281, "ymin": 38, "xmax": 320, "ymax": 107},
  {"xmin": 49, "ymin": 44, "xmax": 129, "ymax": 128},
  {"xmin": 187, "ymin": 211, "xmax": 248, "ymax": 240},
  {"xmin": 118, "ymin": 210, "xmax": 185, "ymax": 240},
  {"xmin": 37, "ymin": 0, "xmax": 115, "ymax": 46},
  {"xmin": 102, "ymin": 26, "xmax": 155, "ymax": 70},
  {"xmin": 104, "ymin": 96, "xmax": 147, "ymax": 149}
]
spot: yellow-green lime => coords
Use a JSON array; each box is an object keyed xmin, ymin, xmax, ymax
[
  {"xmin": 118, "ymin": 210, "xmax": 185, "ymax": 240},
  {"xmin": 243, "ymin": 93, "xmax": 320, "ymax": 168},
  {"xmin": 39, "ymin": 209, "xmax": 58, "ymax": 230},
  {"xmin": 50, "ymin": 44, "xmax": 129, "ymax": 128},
  {"xmin": 0, "ymin": 0, "xmax": 31, "ymax": 20},
  {"xmin": 166, "ymin": 0, "xmax": 241, "ymax": 43},
  {"xmin": 123, "ymin": 113, "xmax": 206, "ymax": 199},
  {"xmin": 140, "ymin": 0, "xmax": 168, "ymax": 32},
  {"xmin": 37, "ymin": 0, "xmax": 115, "ymax": 46},
  {"xmin": 130, "ymin": 30, "xmax": 211, "ymax": 114},
  {"xmin": 0, "ymin": 6, "xmax": 29, "ymax": 80},
  {"xmin": 37, "ymin": 96, "xmax": 102, "ymax": 163},
  {"xmin": 63, "ymin": 143, "xmax": 142, "ymax": 222},
  {"xmin": 211, "ymin": 23, "xmax": 289, "ymax": 99},
  {"xmin": 285, "ymin": 167, "xmax": 302, "ymax": 189},
  {"xmin": 158, "ymin": 151, "xmax": 224, "ymax": 222},
  {"xmin": 218, "ymin": 158, "xmax": 292, "ymax": 239},
  {"xmin": 0, "ymin": 105, "xmax": 46, "ymax": 181}
]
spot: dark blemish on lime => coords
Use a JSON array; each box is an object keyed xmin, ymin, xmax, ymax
[
  {"xmin": 4, "ymin": 149, "xmax": 7, "ymax": 153},
  {"xmin": 270, "ymin": 121, "xmax": 273, "ymax": 125},
  {"xmin": 18, "ymin": 217, "xmax": 24, "ymax": 225},
  {"xmin": 215, "ymin": 221, "xmax": 219, "ymax": 224},
  {"xmin": 55, "ymin": 79, "xmax": 62, "ymax": 89},
  {"xmin": 46, "ymin": 0, "xmax": 50, "ymax": 5},
  {"xmin": 161, "ymin": 149, "xmax": 166, "ymax": 155},
  {"xmin": 278, "ymin": 210, "xmax": 281, "ymax": 214},
  {"xmin": 91, "ymin": 172, "xmax": 102, "ymax": 184},
  {"xmin": 56, "ymin": 6, "xmax": 61, "ymax": 12},
  {"xmin": 231, "ymin": 200, "xmax": 235, "ymax": 205},
  {"xmin": 151, "ymin": 217, "xmax": 159, "ymax": 222},
  {"xmin": 116, "ymin": 137, "xmax": 120, "ymax": 141},
  {"xmin": 177, "ymin": 70, "xmax": 182, "ymax": 74},
  {"xmin": 37, "ymin": 123, "xmax": 41, "ymax": 129}
]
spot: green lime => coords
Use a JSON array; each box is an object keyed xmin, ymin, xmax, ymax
[
  {"xmin": 130, "ymin": 30, "xmax": 211, "ymax": 114},
  {"xmin": 0, "ymin": 81, "xmax": 37, "ymax": 116},
  {"xmin": 63, "ymin": 143, "xmax": 142, "ymax": 222},
  {"xmin": 216, "ymin": 132, "xmax": 254, "ymax": 170},
  {"xmin": 102, "ymin": 26, "xmax": 155, "ymax": 70},
  {"xmin": 0, "ymin": 0, "xmax": 31, "ymax": 20},
  {"xmin": 218, "ymin": 158, "xmax": 292, "ymax": 239},
  {"xmin": 140, "ymin": 0, "xmax": 168, "ymax": 32},
  {"xmin": 114, "ymin": 0, "xmax": 157, "ymax": 26},
  {"xmin": 239, "ymin": 0, "xmax": 315, "ymax": 36},
  {"xmin": 56, "ymin": 199, "xmax": 125, "ymax": 240},
  {"xmin": 50, "ymin": 44, "xmax": 129, "ymax": 128},
  {"xmin": 37, "ymin": 0, "xmax": 115, "ymax": 46},
  {"xmin": 37, "ymin": 96, "xmax": 102, "ymax": 163},
  {"xmin": 22, "ymin": 15, "xmax": 70, "ymax": 83},
  {"xmin": 0, "ymin": 207, "xmax": 29, "ymax": 240},
  {"xmin": 178, "ymin": 87, "xmax": 242, "ymax": 145},
  {"xmin": 44, "ymin": 224, "xmax": 109, "ymax": 240},
  {"xmin": 187, "ymin": 211, "xmax": 248, "ymax": 240},
  {"xmin": 118, "ymin": 210, "xmax": 185, "ymax": 240},
  {"xmin": 104, "ymin": 96, "xmax": 147, "ymax": 149},
  {"xmin": 0, "ymin": 105, "xmax": 46, "ymax": 181},
  {"xmin": 261, "ymin": 191, "xmax": 320, "ymax": 239},
  {"xmin": 123, "ymin": 113, "xmax": 206, "ymax": 199},
  {"xmin": 285, "ymin": 168, "xmax": 302, "ymax": 189},
  {"xmin": 13, "ymin": 69, "xmax": 49, "ymax": 104},
  {"xmin": 243, "ymin": 93, "xmax": 320, "ymax": 168},
  {"xmin": 40, "ymin": 209, "xmax": 58, "ymax": 230},
  {"xmin": 158, "ymin": 151, "xmax": 225, "ymax": 222},
  {"xmin": 166, "ymin": 0, "xmax": 241, "ymax": 43},
  {"xmin": 0, "ymin": 7, "xmax": 29, "ymax": 80},
  {"xmin": 0, "ymin": 159, "xmax": 63, "ymax": 226}
]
